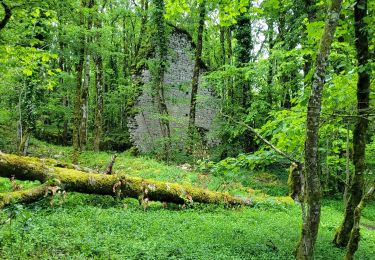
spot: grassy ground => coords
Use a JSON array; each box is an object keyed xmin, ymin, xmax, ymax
[{"xmin": 0, "ymin": 139, "xmax": 374, "ymax": 259}]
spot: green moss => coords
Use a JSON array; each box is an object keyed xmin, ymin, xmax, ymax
[{"xmin": 0, "ymin": 184, "xmax": 47, "ymax": 208}]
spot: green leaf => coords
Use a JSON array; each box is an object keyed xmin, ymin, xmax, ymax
[{"xmin": 23, "ymin": 69, "xmax": 33, "ymax": 76}]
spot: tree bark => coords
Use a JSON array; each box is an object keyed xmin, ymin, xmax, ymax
[
  {"xmin": 266, "ymin": 20, "xmax": 274, "ymax": 108},
  {"xmin": 72, "ymin": 0, "xmax": 86, "ymax": 164},
  {"xmin": 296, "ymin": 0, "xmax": 343, "ymax": 259},
  {"xmin": 234, "ymin": 1, "xmax": 252, "ymax": 108},
  {"xmin": 94, "ymin": 53, "xmax": 104, "ymax": 151},
  {"xmin": 344, "ymin": 182, "xmax": 375, "ymax": 260},
  {"xmin": 0, "ymin": 152, "xmax": 251, "ymax": 207},
  {"xmin": 333, "ymin": 0, "xmax": 370, "ymax": 248},
  {"xmin": 80, "ymin": 0, "xmax": 94, "ymax": 150},
  {"xmin": 93, "ymin": 1, "xmax": 104, "ymax": 152},
  {"xmin": 188, "ymin": 0, "xmax": 206, "ymax": 140},
  {"xmin": 344, "ymin": 123, "xmax": 350, "ymax": 205},
  {"xmin": 0, "ymin": 2, "xmax": 11, "ymax": 31},
  {"xmin": 152, "ymin": 0, "xmax": 171, "ymax": 160}
]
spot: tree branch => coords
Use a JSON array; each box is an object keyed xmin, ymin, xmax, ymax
[{"xmin": 220, "ymin": 111, "xmax": 301, "ymax": 164}]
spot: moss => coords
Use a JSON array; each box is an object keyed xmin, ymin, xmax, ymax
[
  {"xmin": 0, "ymin": 184, "xmax": 47, "ymax": 208},
  {"xmin": 0, "ymin": 152, "xmax": 251, "ymax": 206},
  {"xmin": 287, "ymin": 162, "xmax": 301, "ymax": 201}
]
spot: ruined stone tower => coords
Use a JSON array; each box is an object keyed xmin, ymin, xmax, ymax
[{"xmin": 128, "ymin": 29, "xmax": 218, "ymax": 153}]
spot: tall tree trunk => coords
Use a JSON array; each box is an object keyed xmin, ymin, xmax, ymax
[
  {"xmin": 188, "ymin": 0, "xmax": 206, "ymax": 142},
  {"xmin": 266, "ymin": 20, "xmax": 274, "ymax": 108},
  {"xmin": 303, "ymin": 0, "xmax": 317, "ymax": 83},
  {"xmin": 219, "ymin": 26, "xmax": 226, "ymax": 107},
  {"xmin": 234, "ymin": 1, "xmax": 253, "ymax": 109},
  {"xmin": 81, "ymin": 53, "xmax": 90, "ymax": 150},
  {"xmin": 80, "ymin": 0, "xmax": 94, "ymax": 150},
  {"xmin": 94, "ymin": 48, "xmax": 104, "ymax": 151},
  {"xmin": 72, "ymin": 0, "xmax": 86, "ymax": 164},
  {"xmin": 219, "ymin": 26, "xmax": 226, "ymax": 66},
  {"xmin": 333, "ymin": 0, "xmax": 370, "ymax": 248},
  {"xmin": 58, "ymin": 40, "xmax": 69, "ymax": 146},
  {"xmin": 344, "ymin": 123, "xmax": 351, "ymax": 205},
  {"xmin": 93, "ymin": 0, "xmax": 104, "ymax": 152},
  {"xmin": 152, "ymin": 0, "xmax": 171, "ymax": 160},
  {"xmin": 134, "ymin": 0, "xmax": 148, "ymax": 64},
  {"xmin": 226, "ymin": 27, "xmax": 233, "ymax": 106},
  {"xmin": 296, "ymin": 0, "xmax": 343, "ymax": 258}
]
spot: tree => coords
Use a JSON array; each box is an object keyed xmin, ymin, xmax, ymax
[
  {"xmin": 93, "ymin": 0, "xmax": 104, "ymax": 152},
  {"xmin": 296, "ymin": 0, "xmax": 343, "ymax": 258},
  {"xmin": 0, "ymin": 152, "xmax": 250, "ymax": 207},
  {"xmin": 72, "ymin": 0, "xmax": 86, "ymax": 163},
  {"xmin": 151, "ymin": 0, "xmax": 172, "ymax": 160},
  {"xmin": 188, "ymin": 0, "xmax": 206, "ymax": 150},
  {"xmin": 333, "ymin": 0, "xmax": 371, "ymax": 248}
]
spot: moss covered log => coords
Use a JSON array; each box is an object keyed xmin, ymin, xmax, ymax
[
  {"xmin": 0, "ymin": 184, "xmax": 48, "ymax": 209},
  {"xmin": 0, "ymin": 152, "xmax": 251, "ymax": 206}
]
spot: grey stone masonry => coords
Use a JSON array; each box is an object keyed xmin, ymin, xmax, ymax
[{"xmin": 128, "ymin": 30, "xmax": 219, "ymax": 153}]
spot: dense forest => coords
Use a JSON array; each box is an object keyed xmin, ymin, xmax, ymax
[{"xmin": 0, "ymin": 0, "xmax": 374, "ymax": 259}]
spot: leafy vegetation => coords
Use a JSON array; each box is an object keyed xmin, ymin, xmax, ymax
[
  {"xmin": 0, "ymin": 0, "xmax": 374, "ymax": 258},
  {"xmin": 0, "ymin": 143, "xmax": 374, "ymax": 259}
]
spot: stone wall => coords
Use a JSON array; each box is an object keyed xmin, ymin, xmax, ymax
[{"xmin": 128, "ymin": 30, "xmax": 218, "ymax": 153}]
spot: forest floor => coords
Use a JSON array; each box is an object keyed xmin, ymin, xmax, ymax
[{"xmin": 0, "ymin": 139, "xmax": 374, "ymax": 259}]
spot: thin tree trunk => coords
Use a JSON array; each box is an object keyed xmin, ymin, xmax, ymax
[
  {"xmin": 266, "ymin": 20, "xmax": 274, "ymax": 108},
  {"xmin": 134, "ymin": 0, "xmax": 148, "ymax": 63},
  {"xmin": 296, "ymin": 0, "xmax": 343, "ymax": 258},
  {"xmin": 94, "ymin": 54, "xmax": 104, "ymax": 151},
  {"xmin": 303, "ymin": 0, "xmax": 317, "ymax": 80},
  {"xmin": 219, "ymin": 26, "xmax": 226, "ymax": 107},
  {"xmin": 188, "ymin": 0, "xmax": 206, "ymax": 140},
  {"xmin": 59, "ymin": 41, "xmax": 69, "ymax": 146},
  {"xmin": 333, "ymin": 0, "xmax": 370, "ymax": 248},
  {"xmin": 226, "ymin": 27, "xmax": 233, "ymax": 105},
  {"xmin": 80, "ymin": 0, "xmax": 94, "ymax": 150},
  {"xmin": 344, "ymin": 123, "xmax": 350, "ymax": 205},
  {"xmin": 81, "ymin": 53, "xmax": 90, "ymax": 150},
  {"xmin": 72, "ymin": 0, "xmax": 86, "ymax": 164},
  {"xmin": 93, "ymin": 0, "xmax": 104, "ymax": 152}
]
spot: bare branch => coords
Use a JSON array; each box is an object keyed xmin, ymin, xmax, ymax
[{"xmin": 220, "ymin": 111, "xmax": 301, "ymax": 164}]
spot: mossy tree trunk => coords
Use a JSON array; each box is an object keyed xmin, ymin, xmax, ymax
[
  {"xmin": 72, "ymin": 0, "xmax": 87, "ymax": 164},
  {"xmin": 188, "ymin": 0, "xmax": 206, "ymax": 151},
  {"xmin": 344, "ymin": 183, "xmax": 375, "ymax": 260},
  {"xmin": 81, "ymin": 0, "xmax": 94, "ymax": 151},
  {"xmin": 0, "ymin": 152, "xmax": 251, "ymax": 207},
  {"xmin": 152, "ymin": 0, "xmax": 172, "ymax": 160},
  {"xmin": 93, "ymin": 1, "xmax": 104, "ymax": 152},
  {"xmin": 296, "ymin": 0, "xmax": 342, "ymax": 259},
  {"xmin": 333, "ymin": 0, "xmax": 370, "ymax": 248}
]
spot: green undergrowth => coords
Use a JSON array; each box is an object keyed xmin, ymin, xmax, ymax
[
  {"xmin": 0, "ymin": 192, "xmax": 374, "ymax": 259},
  {"xmin": 1, "ymin": 139, "xmax": 374, "ymax": 259},
  {"xmin": 25, "ymin": 139, "xmax": 291, "ymax": 202}
]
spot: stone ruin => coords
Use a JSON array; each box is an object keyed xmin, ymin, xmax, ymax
[{"xmin": 128, "ymin": 29, "xmax": 219, "ymax": 153}]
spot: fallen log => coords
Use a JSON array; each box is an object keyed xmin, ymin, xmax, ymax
[
  {"xmin": 0, "ymin": 184, "xmax": 48, "ymax": 209},
  {"xmin": 0, "ymin": 152, "xmax": 251, "ymax": 206}
]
